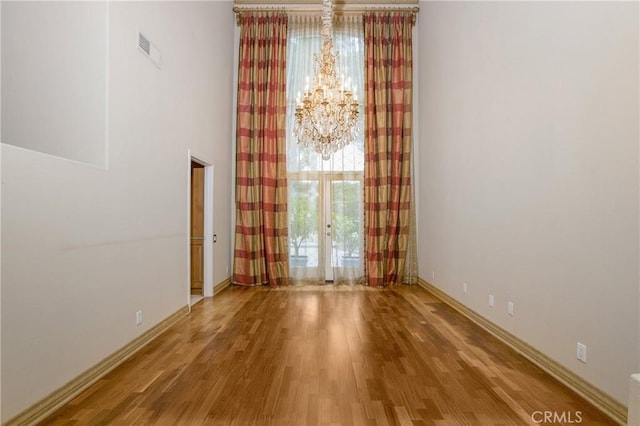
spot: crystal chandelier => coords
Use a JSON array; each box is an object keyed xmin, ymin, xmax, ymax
[{"xmin": 294, "ymin": 0, "xmax": 360, "ymax": 161}]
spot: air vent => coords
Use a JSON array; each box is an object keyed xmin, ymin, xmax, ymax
[
  {"xmin": 137, "ymin": 31, "xmax": 161, "ymax": 69},
  {"xmin": 138, "ymin": 32, "xmax": 150, "ymax": 55}
]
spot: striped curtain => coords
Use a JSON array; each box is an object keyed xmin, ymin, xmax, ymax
[
  {"xmin": 363, "ymin": 12, "xmax": 416, "ymax": 287},
  {"xmin": 234, "ymin": 13, "xmax": 290, "ymax": 287}
]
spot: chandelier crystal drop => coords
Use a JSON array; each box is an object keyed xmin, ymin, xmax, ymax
[{"xmin": 294, "ymin": 0, "xmax": 360, "ymax": 161}]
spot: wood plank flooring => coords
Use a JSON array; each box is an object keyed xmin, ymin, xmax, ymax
[{"xmin": 42, "ymin": 285, "xmax": 616, "ymax": 425}]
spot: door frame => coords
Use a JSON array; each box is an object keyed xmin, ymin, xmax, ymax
[
  {"xmin": 323, "ymin": 173, "xmax": 364, "ymax": 281},
  {"xmin": 187, "ymin": 151, "xmax": 214, "ymax": 308},
  {"xmin": 323, "ymin": 175, "xmax": 334, "ymax": 281}
]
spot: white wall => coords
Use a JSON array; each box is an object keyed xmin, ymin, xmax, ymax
[
  {"xmin": 2, "ymin": 1, "xmax": 108, "ymax": 167},
  {"xmin": 417, "ymin": 1, "xmax": 639, "ymax": 405},
  {"xmin": 0, "ymin": 2, "xmax": 3, "ymax": 418},
  {"xmin": 0, "ymin": 1, "xmax": 234, "ymax": 421}
]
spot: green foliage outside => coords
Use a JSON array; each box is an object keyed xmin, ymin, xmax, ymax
[
  {"xmin": 332, "ymin": 181, "xmax": 361, "ymax": 258},
  {"xmin": 332, "ymin": 213, "xmax": 360, "ymax": 257},
  {"xmin": 289, "ymin": 182, "xmax": 317, "ymax": 257}
]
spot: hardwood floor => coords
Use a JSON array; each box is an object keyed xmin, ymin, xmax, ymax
[{"xmin": 42, "ymin": 285, "xmax": 616, "ymax": 425}]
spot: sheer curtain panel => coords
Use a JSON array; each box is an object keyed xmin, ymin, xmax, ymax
[{"xmin": 286, "ymin": 15, "xmax": 365, "ymax": 285}]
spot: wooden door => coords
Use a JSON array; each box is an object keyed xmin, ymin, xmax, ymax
[{"xmin": 190, "ymin": 162, "xmax": 205, "ymax": 294}]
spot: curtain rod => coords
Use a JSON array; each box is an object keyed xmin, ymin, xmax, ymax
[{"xmin": 233, "ymin": 6, "xmax": 419, "ymax": 25}]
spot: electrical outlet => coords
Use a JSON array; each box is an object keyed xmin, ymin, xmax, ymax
[
  {"xmin": 431, "ymin": 271, "xmax": 435, "ymax": 280},
  {"xmin": 577, "ymin": 342, "xmax": 587, "ymax": 363},
  {"xmin": 463, "ymin": 283, "xmax": 468, "ymax": 294},
  {"xmin": 507, "ymin": 301, "xmax": 514, "ymax": 316},
  {"xmin": 136, "ymin": 310, "xmax": 143, "ymax": 326},
  {"xmin": 489, "ymin": 294, "xmax": 495, "ymax": 307}
]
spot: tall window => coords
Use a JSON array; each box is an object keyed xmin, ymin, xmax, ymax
[{"xmin": 286, "ymin": 15, "xmax": 364, "ymax": 285}]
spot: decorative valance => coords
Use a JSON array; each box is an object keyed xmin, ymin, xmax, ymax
[{"xmin": 233, "ymin": 4, "xmax": 418, "ymax": 26}]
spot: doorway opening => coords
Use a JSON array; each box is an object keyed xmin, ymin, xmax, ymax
[
  {"xmin": 190, "ymin": 161, "xmax": 205, "ymax": 299},
  {"xmin": 188, "ymin": 154, "xmax": 214, "ymax": 307}
]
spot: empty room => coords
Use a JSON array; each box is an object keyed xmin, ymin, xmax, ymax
[{"xmin": 1, "ymin": 0, "xmax": 638, "ymax": 425}]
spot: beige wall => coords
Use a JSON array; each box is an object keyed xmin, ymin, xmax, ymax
[
  {"xmin": 2, "ymin": 2, "xmax": 107, "ymax": 167},
  {"xmin": 0, "ymin": 1, "xmax": 235, "ymax": 421},
  {"xmin": 2, "ymin": 0, "xmax": 638, "ymax": 421},
  {"xmin": 0, "ymin": 1, "xmax": 3, "ymax": 416},
  {"xmin": 416, "ymin": 1, "xmax": 639, "ymax": 404}
]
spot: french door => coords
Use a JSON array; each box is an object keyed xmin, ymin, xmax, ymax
[
  {"xmin": 285, "ymin": 16, "xmax": 364, "ymax": 285},
  {"xmin": 288, "ymin": 173, "xmax": 363, "ymax": 282}
]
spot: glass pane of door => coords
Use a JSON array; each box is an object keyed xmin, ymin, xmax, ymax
[
  {"xmin": 288, "ymin": 180, "xmax": 321, "ymax": 275},
  {"xmin": 330, "ymin": 179, "xmax": 363, "ymax": 269}
]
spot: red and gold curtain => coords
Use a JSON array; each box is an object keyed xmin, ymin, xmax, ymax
[
  {"xmin": 363, "ymin": 12, "xmax": 415, "ymax": 287},
  {"xmin": 234, "ymin": 13, "xmax": 290, "ymax": 287}
]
